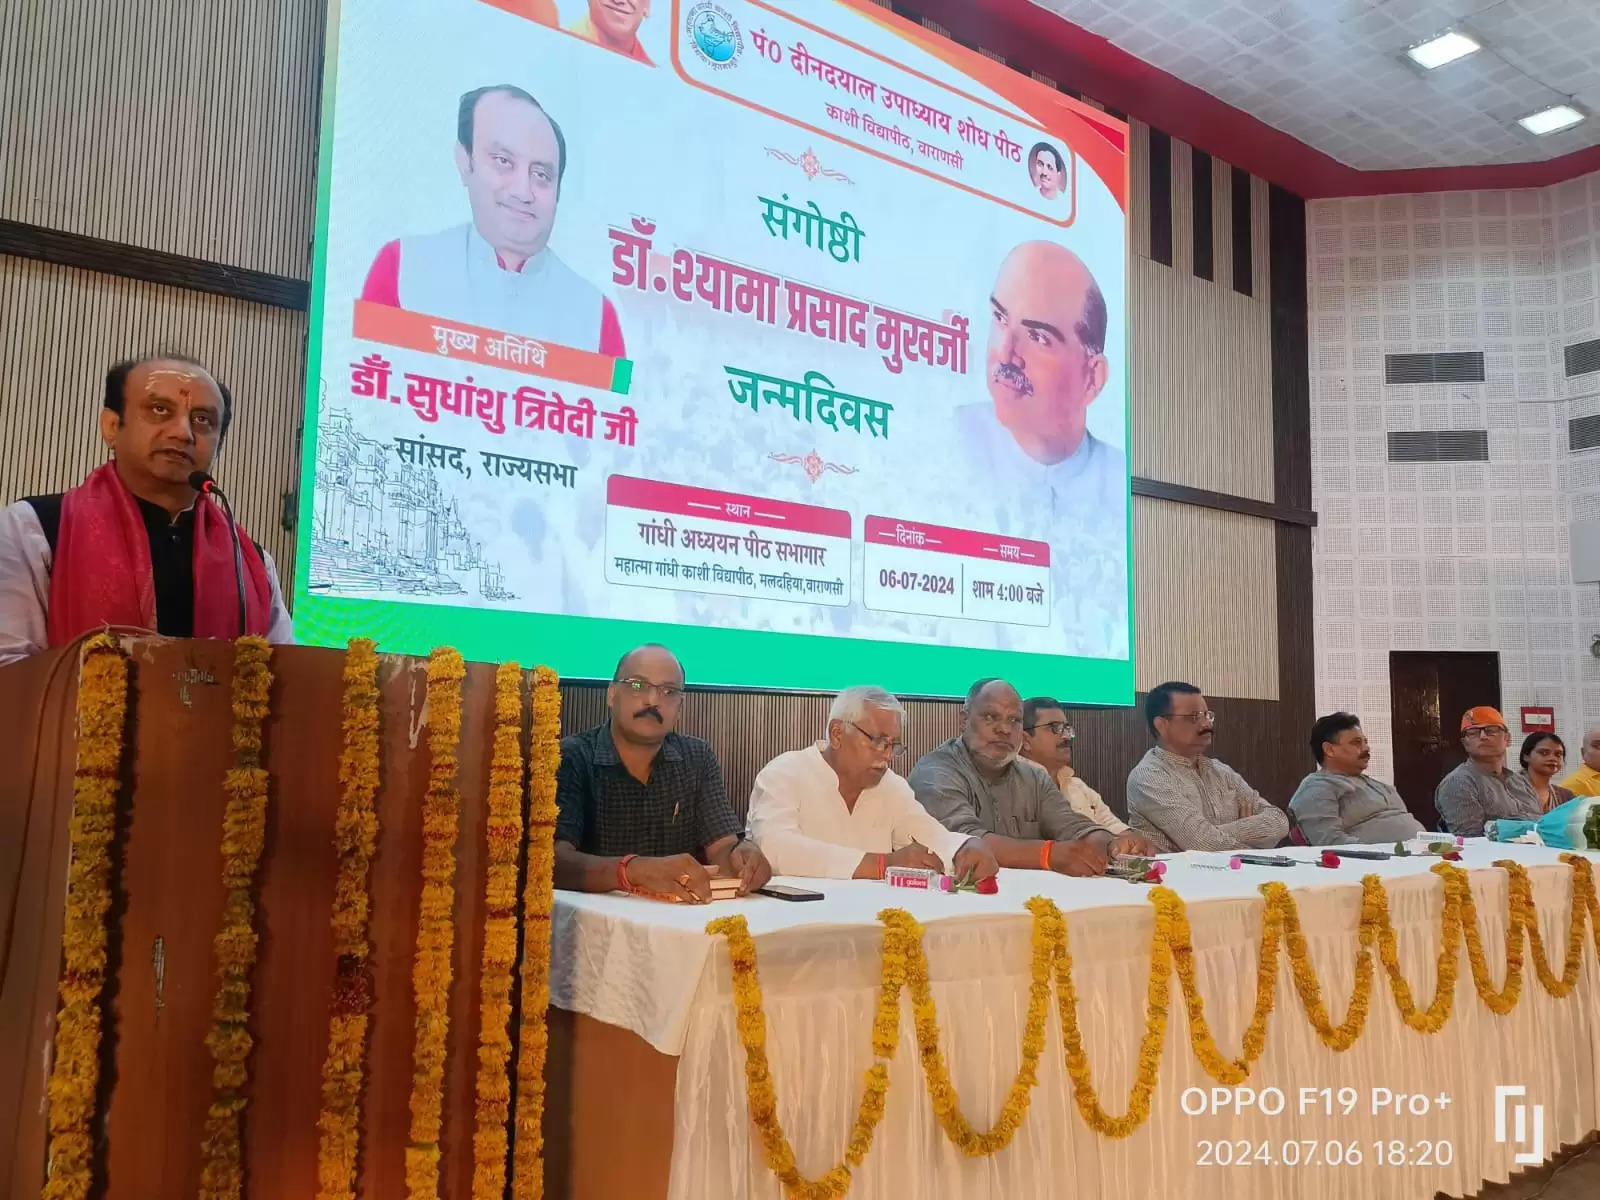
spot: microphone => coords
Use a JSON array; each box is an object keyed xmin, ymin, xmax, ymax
[{"xmin": 189, "ymin": 470, "xmax": 248, "ymax": 639}]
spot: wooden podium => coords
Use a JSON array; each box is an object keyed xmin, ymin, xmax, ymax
[{"xmin": 0, "ymin": 638, "xmax": 678, "ymax": 1200}]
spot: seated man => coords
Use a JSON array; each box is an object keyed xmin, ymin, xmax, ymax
[
  {"xmin": 748, "ymin": 685, "xmax": 998, "ymax": 880},
  {"xmin": 1127, "ymin": 681, "xmax": 1288, "ymax": 852},
  {"xmin": 553, "ymin": 643, "xmax": 772, "ymax": 901},
  {"xmin": 1435, "ymin": 706, "xmax": 1541, "ymax": 837},
  {"xmin": 1288, "ymin": 712, "xmax": 1423, "ymax": 844},
  {"xmin": 1020, "ymin": 695, "xmax": 1129, "ymax": 833},
  {"xmin": 1558, "ymin": 726, "xmax": 1600, "ymax": 797},
  {"xmin": 908, "ymin": 678, "xmax": 1150, "ymax": 875},
  {"xmin": 0, "ymin": 354, "xmax": 293, "ymax": 666}
]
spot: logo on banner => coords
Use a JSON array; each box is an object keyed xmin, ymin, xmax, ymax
[
  {"xmin": 1493, "ymin": 1085, "xmax": 1545, "ymax": 1166},
  {"xmin": 686, "ymin": 2, "xmax": 742, "ymax": 68}
]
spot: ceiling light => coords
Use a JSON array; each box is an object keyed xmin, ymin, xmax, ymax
[
  {"xmin": 1405, "ymin": 30, "xmax": 1480, "ymax": 70},
  {"xmin": 1517, "ymin": 104, "xmax": 1585, "ymax": 136}
]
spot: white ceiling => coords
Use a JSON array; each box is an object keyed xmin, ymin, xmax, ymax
[{"xmin": 1027, "ymin": 0, "xmax": 1600, "ymax": 170}]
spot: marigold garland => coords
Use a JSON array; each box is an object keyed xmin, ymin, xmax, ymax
[
  {"xmin": 315, "ymin": 638, "xmax": 382, "ymax": 1200},
  {"xmin": 708, "ymin": 855, "xmax": 1600, "ymax": 1197},
  {"xmin": 512, "ymin": 666, "xmax": 562, "ymax": 1200},
  {"xmin": 705, "ymin": 910, "xmax": 909, "ymax": 1200},
  {"xmin": 901, "ymin": 902, "xmax": 1054, "ymax": 1154},
  {"xmin": 407, "ymin": 647, "xmax": 467, "ymax": 1199},
  {"xmin": 472, "ymin": 663, "xmax": 526, "ymax": 1200},
  {"xmin": 42, "ymin": 634, "xmax": 130, "ymax": 1200},
  {"xmin": 198, "ymin": 636, "xmax": 275, "ymax": 1200}
]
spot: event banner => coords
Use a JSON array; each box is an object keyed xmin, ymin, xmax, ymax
[{"xmin": 296, "ymin": 0, "xmax": 1133, "ymax": 701}]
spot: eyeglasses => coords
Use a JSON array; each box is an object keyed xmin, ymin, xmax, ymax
[
  {"xmin": 1463, "ymin": 725, "xmax": 1507, "ymax": 739},
  {"xmin": 1025, "ymin": 721, "xmax": 1075, "ymax": 739},
  {"xmin": 850, "ymin": 722, "xmax": 907, "ymax": 758},
  {"xmin": 976, "ymin": 712, "xmax": 1024, "ymax": 733},
  {"xmin": 615, "ymin": 677, "xmax": 686, "ymax": 701},
  {"xmin": 1167, "ymin": 711, "xmax": 1215, "ymax": 725}
]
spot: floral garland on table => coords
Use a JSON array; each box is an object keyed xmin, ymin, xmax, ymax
[
  {"xmin": 511, "ymin": 665, "xmax": 561, "ymax": 1200},
  {"xmin": 1510, "ymin": 859, "xmax": 1585, "ymax": 996},
  {"xmin": 198, "ymin": 636, "xmax": 275, "ymax": 1200},
  {"xmin": 315, "ymin": 638, "xmax": 382, "ymax": 1200},
  {"xmin": 901, "ymin": 901, "xmax": 1054, "ymax": 1154},
  {"xmin": 1271, "ymin": 878, "xmax": 1377, "ymax": 1048},
  {"xmin": 704, "ymin": 909, "xmax": 910, "ymax": 1200},
  {"xmin": 42, "ymin": 634, "xmax": 130, "ymax": 1200},
  {"xmin": 1445, "ymin": 862, "xmax": 1526, "ymax": 1015},
  {"xmin": 1050, "ymin": 889, "xmax": 1175, "ymax": 1137},
  {"xmin": 707, "ymin": 856, "xmax": 1600, "ymax": 1198},
  {"xmin": 1169, "ymin": 884, "xmax": 1282, "ymax": 1083},
  {"xmin": 407, "ymin": 647, "xmax": 466, "ymax": 1200},
  {"xmin": 472, "ymin": 663, "xmax": 525, "ymax": 1200}
]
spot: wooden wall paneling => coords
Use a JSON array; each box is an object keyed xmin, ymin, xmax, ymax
[
  {"xmin": 1270, "ymin": 184, "xmax": 1315, "ymax": 757},
  {"xmin": 1147, "ymin": 128, "xmax": 1173, "ymax": 267},
  {"xmin": 1169, "ymin": 138, "xmax": 1194, "ymax": 277},
  {"xmin": 1211, "ymin": 155, "xmax": 1234, "ymax": 285},
  {"xmin": 1252, "ymin": 174, "xmax": 1274, "ymax": 304},
  {"xmin": 1129, "ymin": 120, "xmax": 1153, "ymax": 260},
  {"xmin": 0, "ymin": 0, "xmax": 322, "ymax": 278},
  {"xmin": 1231, "ymin": 164, "xmax": 1254, "ymax": 297},
  {"xmin": 1191, "ymin": 149, "xmax": 1214, "ymax": 283},
  {"xmin": 1132, "ymin": 496, "xmax": 1279, "ymax": 701},
  {"xmin": 0, "ymin": 258, "xmax": 307, "ymax": 582},
  {"xmin": 1128, "ymin": 256, "xmax": 1275, "ymax": 502}
]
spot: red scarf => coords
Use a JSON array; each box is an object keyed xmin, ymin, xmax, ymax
[{"xmin": 46, "ymin": 462, "xmax": 273, "ymax": 645}]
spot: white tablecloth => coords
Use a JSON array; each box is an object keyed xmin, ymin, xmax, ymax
[{"xmin": 551, "ymin": 844, "xmax": 1600, "ymax": 1199}]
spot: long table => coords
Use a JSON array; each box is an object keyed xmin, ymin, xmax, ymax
[{"xmin": 549, "ymin": 843, "xmax": 1600, "ymax": 1200}]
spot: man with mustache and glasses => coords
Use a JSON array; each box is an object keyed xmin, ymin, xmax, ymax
[
  {"xmin": 553, "ymin": 643, "xmax": 772, "ymax": 901},
  {"xmin": 747, "ymin": 685, "xmax": 998, "ymax": 880},
  {"xmin": 1127, "ymin": 681, "xmax": 1288, "ymax": 853},
  {"xmin": 953, "ymin": 242, "xmax": 1128, "ymax": 659},
  {"xmin": 360, "ymin": 85, "xmax": 626, "ymax": 356},
  {"xmin": 1288, "ymin": 712, "xmax": 1422, "ymax": 845},
  {"xmin": 1018, "ymin": 696, "xmax": 1128, "ymax": 834},
  {"xmin": 569, "ymin": 0, "xmax": 654, "ymax": 65},
  {"xmin": 0, "ymin": 354, "xmax": 294, "ymax": 666},
  {"xmin": 1434, "ymin": 706, "xmax": 1541, "ymax": 838},
  {"xmin": 908, "ymin": 678, "xmax": 1151, "ymax": 876}
]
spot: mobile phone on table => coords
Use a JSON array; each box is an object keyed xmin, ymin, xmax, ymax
[{"xmin": 757, "ymin": 884, "xmax": 825, "ymax": 901}]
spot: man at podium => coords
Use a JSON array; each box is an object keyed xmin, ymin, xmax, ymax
[{"xmin": 0, "ymin": 355, "xmax": 294, "ymax": 666}]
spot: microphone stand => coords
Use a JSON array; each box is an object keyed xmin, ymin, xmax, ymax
[{"xmin": 190, "ymin": 471, "xmax": 247, "ymax": 638}]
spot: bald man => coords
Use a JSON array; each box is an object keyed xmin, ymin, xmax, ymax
[
  {"xmin": 954, "ymin": 241, "xmax": 1128, "ymax": 658},
  {"xmin": 1559, "ymin": 726, "xmax": 1600, "ymax": 796}
]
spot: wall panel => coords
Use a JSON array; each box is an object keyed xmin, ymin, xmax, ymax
[
  {"xmin": 1129, "ymin": 256, "xmax": 1276, "ymax": 501},
  {"xmin": 0, "ymin": 0, "xmax": 322, "ymax": 278},
  {"xmin": 0, "ymin": 257, "xmax": 306, "ymax": 580},
  {"xmin": 1132, "ymin": 495, "xmax": 1279, "ymax": 701}
]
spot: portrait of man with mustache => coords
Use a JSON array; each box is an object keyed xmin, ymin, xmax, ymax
[{"xmin": 949, "ymin": 240, "xmax": 1129, "ymax": 658}]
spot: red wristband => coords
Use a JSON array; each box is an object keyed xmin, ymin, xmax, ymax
[
  {"xmin": 1039, "ymin": 841, "xmax": 1054, "ymax": 870},
  {"xmin": 617, "ymin": 853, "xmax": 639, "ymax": 893},
  {"xmin": 877, "ymin": 853, "xmax": 887, "ymax": 879}
]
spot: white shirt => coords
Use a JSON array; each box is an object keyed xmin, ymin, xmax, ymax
[
  {"xmin": 952, "ymin": 404, "xmax": 1129, "ymax": 659},
  {"xmin": 0, "ymin": 499, "xmax": 295, "ymax": 668},
  {"xmin": 748, "ymin": 744, "xmax": 974, "ymax": 879}
]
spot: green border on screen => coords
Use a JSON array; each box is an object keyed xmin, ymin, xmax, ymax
[{"xmin": 291, "ymin": 0, "xmax": 1137, "ymax": 706}]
